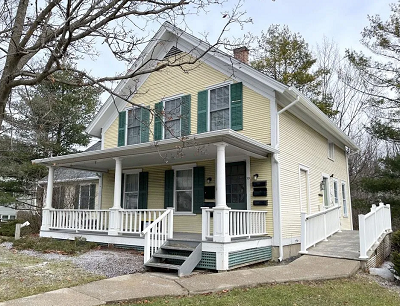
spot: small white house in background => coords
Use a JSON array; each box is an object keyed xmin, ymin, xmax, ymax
[{"xmin": 0, "ymin": 206, "xmax": 17, "ymax": 222}]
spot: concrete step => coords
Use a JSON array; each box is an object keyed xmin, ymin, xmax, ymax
[{"xmin": 145, "ymin": 262, "xmax": 181, "ymax": 270}]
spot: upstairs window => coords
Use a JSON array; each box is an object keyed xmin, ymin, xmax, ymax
[
  {"xmin": 117, "ymin": 107, "xmax": 150, "ymax": 147},
  {"xmin": 328, "ymin": 142, "xmax": 335, "ymax": 160},
  {"xmin": 164, "ymin": 98, "xmax": 181, "ymax": 139},
  {"xmin": 127, "ymin": 108, "xmax": 141, "ymax": 145},
  {"xmin": 154, "ymin": 95, "xmax": 191, "ymax": 141},
  {"xmin": 210, "ymin": 85, "xmax": 230, "ymax": 131},
  {"xmin": 197, "ymin": 82, "xmax": 243, "ymax": 133}
]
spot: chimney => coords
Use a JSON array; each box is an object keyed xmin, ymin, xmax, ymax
[{"xmin": 233, "ymin": 46, "xmax": 249, "ymax": 64}]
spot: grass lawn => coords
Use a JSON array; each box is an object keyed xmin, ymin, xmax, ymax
[
  {"xmin": 112, "ymin": 276, "xmax": 400, "ymax": 306},
  {"xmin": 0, "ymin": 245, "xmax": 104, "ymax": 302}
]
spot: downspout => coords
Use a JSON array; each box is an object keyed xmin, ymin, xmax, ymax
[{"xmin": 274, "ymin": 92, "xmax": 300, "ymax": 261}]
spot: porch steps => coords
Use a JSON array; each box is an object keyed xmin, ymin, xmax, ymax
[{"xmin": 144, "ymin": 240, "xmax": 202, "ymax": 277}]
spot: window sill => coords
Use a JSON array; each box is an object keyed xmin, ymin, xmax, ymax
[{"xmin": 174, "ymin": 213, "xmax": 197, "ymax": 216}]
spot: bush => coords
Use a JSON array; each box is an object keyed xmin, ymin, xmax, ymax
[
  {"xmin": 0, "ymin": 220, "xmax": 21, "ymax": 236},
  {"xmin": 16, "ymin": 211, "xmax": 42, "ymax": 234},
  {"xmin": 392, "ymin": 230, "xmax": 400, "ymax": 253},
  {"xmin": 12, "ymin": 236, "xmax": 99, "ymax": 255}
]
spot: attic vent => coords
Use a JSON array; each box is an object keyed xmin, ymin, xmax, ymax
[{"xmin": 164, "ymin": 46, "xmax": 182, "ymax": 59}]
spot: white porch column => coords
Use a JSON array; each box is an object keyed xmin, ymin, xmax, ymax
[
  {"xmin": 213, "ymin": 143, "xmax": 231, "ymax": 243},
  {"xmin": 41, "ymin": 166, "xmax": 54, "ymax": 231},
  {"xmin": 109, "ymin": 157, "xmax": 123, "ymax": 236}
]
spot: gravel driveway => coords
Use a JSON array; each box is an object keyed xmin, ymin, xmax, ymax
[{"xmin": 1, "ymin": 242, "xmax": 146, "ymax": 278}]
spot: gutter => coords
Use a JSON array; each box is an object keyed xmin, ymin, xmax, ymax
[{"xmin": 274, "ymin": 91, "xmax": 300, "ymax": 262}]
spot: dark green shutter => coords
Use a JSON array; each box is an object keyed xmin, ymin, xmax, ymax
[
  {"xmin": 193, "ymin": 166, "xmax": 205, "ymax": 214},
  {"xmin": 197, "ymin": 90, "xmax": 208, "ymax": 133},
  {"xmin": 181, "ymin": 95, "xmax": 191, "ymax": 136},
  {"xmin": 89, "ymin": 184, "xmax": 96, "ymax": 210},
  {"xmin": 140, "ymin": 107, "xmax": 150, "ymax": 143},
  {"xmin": 74, "ymin": 186, "xmax": 80, "ymax": 209},
  {"xmin": 154, "ymin": 102, "xmax": 163, "ymax": 141},
  {"xmin": 118, "ymin": 111, "xmax": 126, "ymax": 146},
  {"xmin": 164, "ymin": 170, "xmax": 174, "ymax": 208},
  {"xmin": 230, "ymin": 82, "xmax": 243, "ymax": 131},
  {"xmin": 138, "ymin": 172, "xmax": 149, "ymax": 209}
]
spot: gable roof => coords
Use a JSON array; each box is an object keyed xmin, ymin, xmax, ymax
[{"xmin": 86, "ymin": 22, "xmax": 358, "ymax": 151}]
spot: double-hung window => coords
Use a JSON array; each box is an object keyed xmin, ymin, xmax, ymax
[
  {"xmin": 124, "ymin": 173, "xmax": 139, "ymax": 209},
  {"xmin": 210, "ymin": 85, "xmax": 230, "ymax": 131},
  {"xmin": 175, "ymin": 169, "xmax": 193, "ymax": 212},
  {"xmin": 127, "ymin": 108, "xmax": 141, "ymax": 145},
  {"xmin": 342, "ymin": 182, "xmax": 348, "ymax": 217},
  {"xmin": 164, "ymin": 98, "xmax": 181, "ymax": 139}
]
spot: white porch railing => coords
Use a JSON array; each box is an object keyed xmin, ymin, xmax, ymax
[
  {"xmin": 201, "ymin": 207, "xmax": 268, "ymax": 241},
  {"xmin": 49, "ymin": 209, "xmax": 110, "ymax": 231},
  {"xmin": 300, "ymin": 205, "xmax": 341, "ymax": 253},
  {"xmin": 359, "ymin": 203, "xmax": 392, "ymax": 259},
  {"xmin": 141, "ymin": 208, "xmax": 174, "ymax": 263},
  {"xmin": 120, "ymin": 209, "xmax": 166, "ymax": 234}
]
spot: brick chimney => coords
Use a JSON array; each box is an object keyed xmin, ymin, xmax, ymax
[{"xmin": 233, "ymin": 46, "xmax": 249, "ymax": 64}]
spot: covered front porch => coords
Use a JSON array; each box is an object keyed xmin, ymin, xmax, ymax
[{"xmin": 34, "ymin": 130, "xmax": 276, "ymax": 272}]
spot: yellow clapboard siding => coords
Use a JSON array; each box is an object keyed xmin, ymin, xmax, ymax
[
  {"xmin": 104, "ymin": 54, "xmax": 270, "ymax": 149},
  {"xmin": 279, "ymin": 111, "xmax": 351, "ymax": 239}
]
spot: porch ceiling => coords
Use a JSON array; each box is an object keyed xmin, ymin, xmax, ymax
[{"xmin": 32, "ymin": 130, "xmax": 277, "ymax": 172}]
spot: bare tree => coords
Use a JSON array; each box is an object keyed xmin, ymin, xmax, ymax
[{"xmin": 0, "ymin": 0, "xmax": 250, "ymax": 130}]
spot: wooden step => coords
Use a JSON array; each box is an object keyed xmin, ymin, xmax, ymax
[
  {"xmin": 152, "ymin": 253, "xmax": 188, "ymax": 261},
  {"xmin": 161, "ymin": 245, "xmax": 195, "ymax": 252},
  {"xmin": 145, "ymin": 262, "xmax": 181, "ymax": 270}
]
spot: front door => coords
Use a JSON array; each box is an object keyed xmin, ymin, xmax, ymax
[{"xmin": 226, "ymin": 161, "xmax": 247, "ymax": 210}]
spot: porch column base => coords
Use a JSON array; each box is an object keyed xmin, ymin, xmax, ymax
[
  {"xmin": 40, "ymin": 208, "xmax": 51, "ymax": 231},
  {"xmin": 108, "ymin": 208, "xmax": 121, "ymax": 236},
  {"xmin": 213, "ymin": 207, "xmax": 231, "ymax": 243}
]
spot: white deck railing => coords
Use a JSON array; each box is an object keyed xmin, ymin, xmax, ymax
[
  {"xmin": 120, "ymin": 209, "xmax": 166, "ymax": 234},
  {"xmin": 49, "ymin": 209, "xmax": 110, "ymax": 231},
  {"xmin": 359, "ymin": 203, "xmax": 392, "ymax": 259},
  {"xmin": 300, "ymin": 205, "xmax": 341, "ymax": 253},
  {"xmin": 201, "ymin": 207, "xmax": 268, "ymax": 241},
  {"xmin": 141, "ymin": 208, "xmax": 174, "ymax": 263}
]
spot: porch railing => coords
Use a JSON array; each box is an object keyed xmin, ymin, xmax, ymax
[
  {"xmin": 49, "ymin": 209, "xmax": 110, "ymax": 232},
  {"xmin": 201, "ymin": 207, "xmax": 268, "ymax": 241},
  {"xmin": 300, "ymin": 205, "xmax": 341, "ymax": 253},
  {"xmin": 120, "ymin": 209, "xmax": 166, "ymax": 234},
  {"xmin": 359, "ymin": 203, "xmax": 392, "ymax": 259},
  {"xmin": 141, "ymin": 208, "xmax": 174, "ymax": 263}
]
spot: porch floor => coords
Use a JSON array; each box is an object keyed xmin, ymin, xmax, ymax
[{"xmin": 305, "ymin": 230, "xmax": 361, "ymax": 261}]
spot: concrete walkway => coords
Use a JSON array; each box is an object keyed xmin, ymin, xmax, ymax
[{"xmin": 0, "ymin": 255, "xmax": 360, "ymax": 306}]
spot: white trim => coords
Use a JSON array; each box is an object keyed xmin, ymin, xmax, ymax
[
  {"xmin": 171, "ymin": 163, "xmax": 197, "ymax": 170},
  {"xmin": 341, "ymin": 180, "xmax": 348, "ymax": 218},
  {"xmin": 206, "ymin": 81, "xmax": 233, "ymax": 90},
  {"xmin": 98, "ymin": 174, "xmax": 103, "ymax": 210},
  {"xmin": 39, "ymin": 177, "xmax": 99, "ymax": 184},
  {"xmin": 298, "ymin": 165, "xmax": 310, "ymax": 214},
  {"xmin": 246, "ymin": 156, "xmax": 251, "ymax": 210},
  {"xmin": 123, "ymin": 169, "xmax": 142, "ymax": 174},
  {"xmin": 333, "ymin": 178, "xmax": 339, "ymax": 207},
  {"xmin": 328, "ymin": 141, "xmax": 335, "ymax": 161},
  {"xmin": 101, "ymin": 129, "xmax": 105, "ymax": 150},
  {"xmin": 321, "ymin": 173, "xmax": 330, "ymax": 209}
]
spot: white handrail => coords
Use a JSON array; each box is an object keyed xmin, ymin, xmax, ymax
[
  {"xmin": 300, "ymin": 205, "xmax": 341, "ymax": 253},
  {"xmin": 141, "ymin": 208, "xmax": 174, "ymax": 263},
  {"xmin": 359, "ymin": 203, "xmax": 392, "ymax": 259},
  {"xmin": 120, "ymin": 209, "xmax": 165, "ymax": 234}
]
